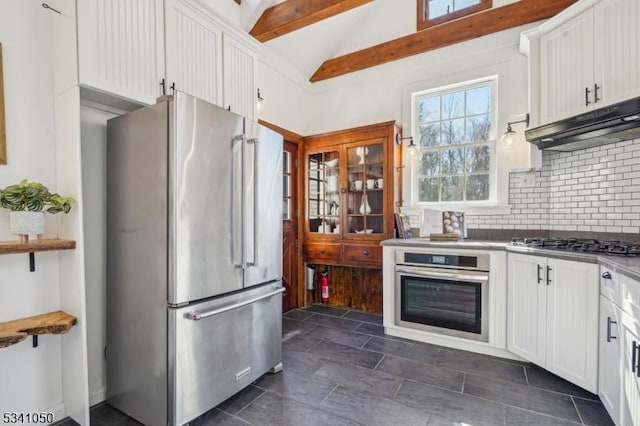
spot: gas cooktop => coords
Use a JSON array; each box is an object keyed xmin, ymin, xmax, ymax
[{"xmin": 511, "ymin": 237, "xmax": 640, "ymax": 257}]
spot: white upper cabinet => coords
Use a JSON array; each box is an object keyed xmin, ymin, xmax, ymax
[
  {"xmin": 594, "ymin": 0, "xmax": 640, "ymax": 107},
  {"xmin": 77, "ymin": 0, "xmax": 165, "ymax": 105},
  {"xmin": 534, "ymin": 0, "xmax": 640, "ymax": 125},
  {"xmin": 165, "ymin": 0, "xmax": 223, "ymax": 107},
  {"xmin": 223, "ymin": 34, "xmax": 257, "ymax": 120},
  {"xmin": 75, "ymin": 0, "xmax": 257, "ymax": 111},
  {"xmin": 540, "ymin": 8, "xmax": 594, "ymax": 124}
]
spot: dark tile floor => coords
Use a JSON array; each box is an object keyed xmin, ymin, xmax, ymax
[{"xmin": 56, "ymin": 304, "xmax": 614, "ymax": 426}]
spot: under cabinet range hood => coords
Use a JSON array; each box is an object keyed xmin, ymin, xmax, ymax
[{"xmin": 526, "ymin": 96, "xmax": 640, "ymax": 151}]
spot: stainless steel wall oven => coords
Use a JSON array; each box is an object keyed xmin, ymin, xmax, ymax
[{"xmin": 394, "ymin": 251, "xmax": 490, "ymax": 342}]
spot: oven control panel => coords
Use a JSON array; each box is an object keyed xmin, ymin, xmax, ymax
[{"xmin": 395, "ymin": 251, "xmax": 490, "ymax": 272}]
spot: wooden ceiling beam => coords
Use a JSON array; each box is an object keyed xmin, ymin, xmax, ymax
[
  {"xmin": 250, "ymin": 0, "xmax": 373, "ymax": 42},
  {"xmin": 310, "ymin": 0, "xmax": 577, "ymax": 82}
]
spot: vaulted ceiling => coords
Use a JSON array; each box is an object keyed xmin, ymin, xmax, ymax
[{"xmin": 244, "ymin": 0, "xmax": 577, "ymax": 83}]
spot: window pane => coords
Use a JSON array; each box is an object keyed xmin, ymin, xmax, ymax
[
  {"xmin": 283, "ymin": 151, "xmax": 290, "ymax": 174},
  {"xmin": 466, "ymin": 146, "xmax": 491, "ymax": 173},
  {"xmin": 466, "ymin": 114, "xmax": 491, "ymax": 143},
  {"xmin": 466, "ymin": 85, "xmax": 491, "ymax": 115},
  {"xmin": 441, "ymin": 119, "xmax": 464, "ymax": 145},
  {"xmin": 412, "ymin": 77, "xmax": 494, "ymax": 205},
  {"xmin": 418, "ymin": 96, "xmax": 440, "ymax": 123},
  {"xmin": 441, "ymin": 148, "xmax": 464, "ymax": 174},
  {"xmin": 442, "ymin": 91, "xmax": 465, "ymax": 119},
  {"xmin": 283, "ymin": 175, "xmax": 290, "ymax": 197},
  {"xmin": 429, "ymin": 0, "xmax": 453, "ymax": 19},
  {"xmin": 419, "ymin": 123, "xmax": 440, "ymax": 147},
  {"xmin": 419, "ymin": 151, "xmax": 440, "ymax": 176},
  {"xmin": 283, "ymin": 199, "xmax": 290, "ymax": 220},
  {"xmin": 456, "ymin": 0, "xmax": 481, "ymax": 11},
  {"xmin": 419, "ymin": 177, "xmax": 440, "ymax": 202},
  {"xmin": 466, "ymin": 174, "xmax": 490, "ymax": 200},
  {"xmin": 441, "ymin": 176, "xmax": 464, "ymax": 201}
]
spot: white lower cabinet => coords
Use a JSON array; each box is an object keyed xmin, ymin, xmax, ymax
[
  {"xmin": 599, "ymin": 294, "xmax": 621, "ymax": 425},
  {"xmin": 507, "ymin": 253, "xmax": 599, "ymax": 392},
  {"xmin": 621, "ymin": 311, "xmax": 640, "ymax": 426}
]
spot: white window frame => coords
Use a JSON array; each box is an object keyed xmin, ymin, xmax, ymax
[{"xmin": 410, "ymin": 75, "xmax": 499, "ymax": 209}]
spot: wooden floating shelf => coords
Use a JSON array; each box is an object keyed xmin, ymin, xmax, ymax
[
  {"xmin": 0, "ymin": 311, "xmax": 77, "ymax": 349},
  {"xmin": 0, "ymin": 238, "xmax": 76, "ymax": 255}
]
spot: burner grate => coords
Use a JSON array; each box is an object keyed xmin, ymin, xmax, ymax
[{"xmin": 511, "ymin": 237, "xmax": 640, "ymax": 257}]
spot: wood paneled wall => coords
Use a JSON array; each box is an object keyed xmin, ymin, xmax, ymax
[{"xmin": 309, "ymin": 265, "xmax": 382, "ymax": 313}]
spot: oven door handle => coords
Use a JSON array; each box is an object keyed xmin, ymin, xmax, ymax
[{"xmin": 395, "ymin": 266, "xmax": 488, "ymax": 282}]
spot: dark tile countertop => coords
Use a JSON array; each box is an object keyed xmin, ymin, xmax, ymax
[{"xmin": 381, "ymin": 238, "xmax": 640, "ymax": 282}]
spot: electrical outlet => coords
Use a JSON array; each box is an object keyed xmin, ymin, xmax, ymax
[{"xmin": 521, "ymin": 173, "xmax": 536, "ymax": 187}]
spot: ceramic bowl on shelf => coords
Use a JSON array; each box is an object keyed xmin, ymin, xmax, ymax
[
  {"xmin": 356, "ymin": 229, "xmax": 374, "ymax": 234},
  {"xmin": 324, "ymin": 158, "xmax": 339, "ymax": 167}
]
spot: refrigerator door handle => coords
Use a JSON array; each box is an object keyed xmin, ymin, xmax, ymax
[
  {"xmin": 232, "ymin": 134, "xmax": 244, "ymax": 269},
  {"xmin": 184, "ymin": 287, "xmax": 284, "ymax": 320},
  {"xmin": 245, "ymin": 137, "xmax": 259, "ymax": 268}
]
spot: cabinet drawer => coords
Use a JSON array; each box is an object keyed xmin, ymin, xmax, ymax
[
  {"xmin": 343, "ymin": 244, "xmax": 381, "ymax": 264},
  {"xmin": 304, "ymin": 243, "xmax": 342, "ymax": 262}
]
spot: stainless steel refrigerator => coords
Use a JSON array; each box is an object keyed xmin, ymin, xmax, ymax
[{"xmin": 106, "ymin": 91, "xmax": 283, "ymax": 426}]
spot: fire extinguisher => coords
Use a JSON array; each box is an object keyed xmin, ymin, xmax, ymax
[{"xmin": 320, "ymin": 271, "xmax": 329, "ymax": 304}]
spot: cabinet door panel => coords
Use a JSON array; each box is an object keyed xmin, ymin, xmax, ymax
[
  {"xmin": 165, "ymin": 0, "xmax": 223, "ymax": 107},
  {"xmin": 545, "ymin": 258, "xmax": 598, "ymax": 393},
  {"xmin": 507, "ymin": 253, "xmax": 546, "ymax": 365},
  {"xmin": 540, "ymin": 8, "xmax": 594, "ymax": 123},
  {"xmin": 223, "ymin": 35, "xmax": 256, "ymax": 120},
  {"xmin": 621, "ymin": 311, "xmax": 640, "ymax": 426},
  {"xmin": 77, "ymin": 0, "xmax": 164, "ymax": 104},
  {"xmin": 594, "ymin": 0, "xmax": 640, "ymax": 107},
  {"xmin": 599, "ymin": 296, "xmax": 621, "ymax": 426}
]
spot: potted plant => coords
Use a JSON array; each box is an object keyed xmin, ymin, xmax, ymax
[{"xmin": 0, "ymin": 179, "xmax": 75, "ymax": 243}]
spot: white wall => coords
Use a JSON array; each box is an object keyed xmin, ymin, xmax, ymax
[
  {"xmin": 308, "ymin": 24, "xmax": 537, "ymax": 213},
  {"xmin": 0, "ymin": 0, "xmax": 66, "ymax": 421},
  {"xmin": 256, "ymin": 46, "xmax": 313, "ymax": 135},
  {"xmin": 467, "ymin": 139, "xmax": 640, "ymax": 234},
  {"xmin": 80, "ymin": 104, "xmax": 118, "ymax": 406}
]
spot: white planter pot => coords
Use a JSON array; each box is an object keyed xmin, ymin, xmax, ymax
[{"xmin": 10, "ymin": 211, "xmax": 46, "ymax": 242}]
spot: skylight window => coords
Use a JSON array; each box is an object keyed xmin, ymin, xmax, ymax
[{"xmin": 418, "ymin": 0, "xmax": 491, "ymax": 30}]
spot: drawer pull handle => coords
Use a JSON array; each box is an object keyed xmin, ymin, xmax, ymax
[
  {"xmin": 362, "ymin": 250, "xmax": 370, "ymax": 256},
  {"xmin": 607, "ymin": 317, "xmax": 617, "ymax": 342},
  {"xmin": 319, "ymin": 248, "xmax": 326, "ymax": 254},
  {"xmin": 537, "ymin": 264, "xmax": 543, "ymax": 284}
]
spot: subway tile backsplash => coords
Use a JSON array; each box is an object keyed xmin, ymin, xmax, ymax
[{"xmin": 465, "ymin": 139, "xmax": 640, "ymax": 234}]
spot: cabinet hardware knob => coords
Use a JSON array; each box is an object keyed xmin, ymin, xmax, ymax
[
  {"xmin": 319, "ymin": 248, "xmax": 326, "ymax": 254},
  {"xmin": 362, "ymin": 250, "xmax": 370, "ymax": 256},
  {"xmin": 602, "ymin": 271, "xmax": 612, "ymax": 279}
]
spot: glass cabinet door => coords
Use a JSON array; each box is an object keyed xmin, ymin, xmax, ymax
[
  {"xmin": 346, "ymin": 142, "xmax": 384, "ymax": 235},
  {"xmin": 307, "ymin": 150, "xmax": 340, "ymax": 234}
]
